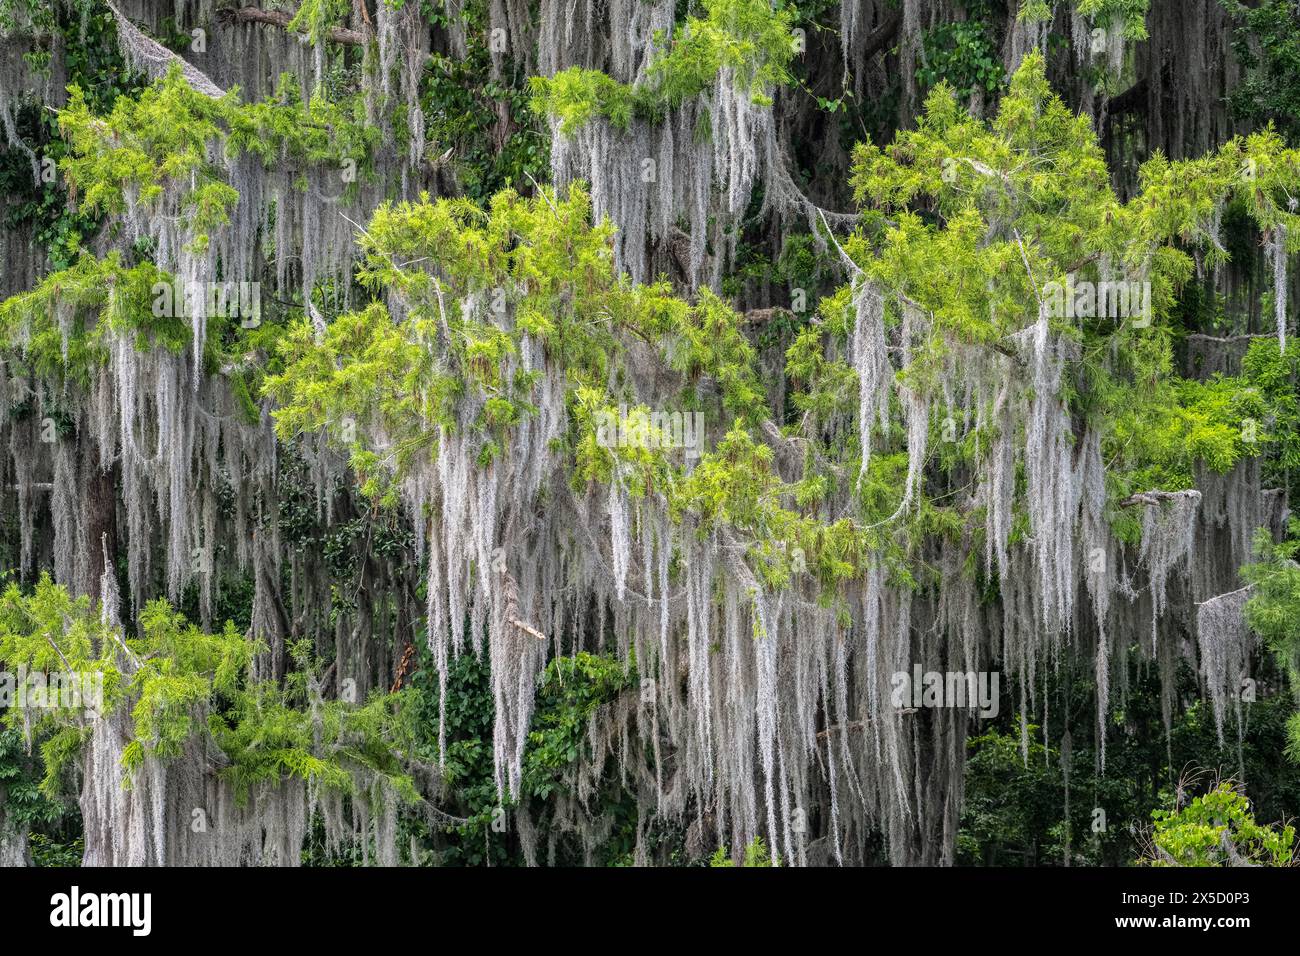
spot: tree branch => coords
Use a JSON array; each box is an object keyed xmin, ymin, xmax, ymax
[
  {"xmin": 1119, "ymin": 490, "xmax": 1201, "ymax": 507},
  {"xmin": 108, "ymin": 1, "xmax": 225, "ymax": 97},
  {"xmin": 860, "ymin": 8, "xmax": 903, "ymax": 62},
  {"xmin": 1107, "ymin": 78, "xmax": 1149, "ymax": 117},
  {"xmin": 742, "ymin": 307, "xmax": 795, "ymax": 327},
  {"xmin": 1185, "ymin": 332, "xmax": 1273, "ymax": 344},
  {"xmin": 216, "ymin": 6, "xmax": 366, "ymax": 46}
]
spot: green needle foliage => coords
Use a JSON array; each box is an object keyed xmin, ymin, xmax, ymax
[
  {"xmin": 0, "ymin": 576, "xmax": 416, "ymax": 805},
  {"xmin": 530, "ymin": 0, "xmax": 798, "ymax": 131}
]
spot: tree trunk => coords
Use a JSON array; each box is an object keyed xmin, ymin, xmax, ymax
[
  {"xmin": 84, "ymin": 453, "xmax": 119, "ymax": 606},
  {"xmin": 0, "ymin": 785, "xmax": 31, "ymax": 867}
]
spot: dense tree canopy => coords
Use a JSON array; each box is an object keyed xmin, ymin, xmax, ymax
[{"xmin": 0, "ymin": 0, "xmax": 1298, "ymax": 868}]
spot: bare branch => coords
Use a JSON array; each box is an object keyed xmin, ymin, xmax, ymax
[
  {"xmin": 1120, "ymin": 489, "xmax": 1202, "ymax": 507},
  {"xmin": 216, "ymin": 6, "xmax": 366, "ymax": 46}
]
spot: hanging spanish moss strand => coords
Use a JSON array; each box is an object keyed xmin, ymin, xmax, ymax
[
  {"xmin": 1274, "ymin": 224, "xmax": 1288, "ymax": 350},
  {"xmin": 852, "ymin": 278, "xmax": 890, "ymax": 486},
  {"xmin": 107, "ymin": 0, "xmax": 225, "ymax": 98},
  {"xmin": 1195, "ymin": 586, "xmax": 1255, "ymax": 746},
  {"xmin": 1137, "ymin": 490, "xmax": 1201, "ymax": 652}
]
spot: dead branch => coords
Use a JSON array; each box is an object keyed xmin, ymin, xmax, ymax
[{"xmin": 216, "ymin": 6, "xmax": 366, "ymax": 46}]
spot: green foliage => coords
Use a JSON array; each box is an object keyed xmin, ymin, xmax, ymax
[
  {"xmin": 423, "ymin": 43, "xmax": 550, "ymax": 200},
  {"xmin": 0, "ymin": 726, "xmax": 66, "ymax": 830},
  {"xmin": 405, "ymin": 645, "xmax": 641, "ymax": 865},
  {"xmin": 268, "ymin": 184, "xmax": 770, "ymax": 531},
  {"xmin": 0, "ymin": 577, "xmax": 415, "ymax": 805},
  {"xmin": 916, "ymin": 3, "xmax": 1005, "ymax": 102},
  {"xmin": 28, "ymin": 831, "xmax": 84, "ymax": 867},
  {"xmin": 531, "ymin": 68, "xmax": 639, "ymax": 134},
  {"xmin": 1241, "ymin": 519, "xmax": 1300, "ymax": 761},
  {"xmin": 959, "ymin": 724, "xmax": 1067, "ymax": 865},
  {"xmin": 530, "ymin": 0, "xmax": 797, "ymax": 131},
  {"xmin": 210, "ymin": 668, "xmax": 419, "ymax": 806},
  {"xmin": 523, "ymin": 653, "xmax": 637, "ymax": 799},
  {"xmin": 839, "ymin": 52, "xmax": 1300, "ymax": 514},
  {"xmin": 267, "ymin": 183, "xmax": 875, "ymax": 601},
  {"xmin": 958, "ymin": 661, "xmax": 1300, "ymax": 867},
  {"xmin": 74, "ymin": 269, "xmax": 270, "ymax": 420},
  {"xmin": 1144, "ymin": 781, "xmax": 1295, "ymax": 866},
  {"xmin": 0, "ymin": 134, "xmax": 97, "ymax": 274},
  {"xmin": 0, "ymin": 253, "xmax": 183, "ymax": 387},
  {"xmin": 1018, "ymin": 0, "xmax": 1149, "ymax": 41},
  {"xmin": 1075, "ymin": 0, "xmax": 1150, "ymax": 40},
  {"xmin": 709, "ymin": 836, "xmax": 775, "ymax": 866},
  {"xmin": 405, "ymin": 650, "xmax": 502, "ymax": 865},
  {"xmin": 1243, "ymin": 521, "xmax": 1300, "ymax": 657},
  {"xmin": 286, "ymin": 0, "xmax": 353, "ymax": 45},
  {"xmin": 0, "ymin": 1, "xmax": 137, "ymax": 268},
  {"xmin": 126, "ymin": 601, "xmax": 254, "ymax": 764},
  {"xmin": 59, "ymin": 75, "xmax": 231, "ymax": 242},
  {"xmin": 57, "ymin": 67, "xmax": 378, "ymax": 252},
  {"xmin": 1224, "ymin": 0, "xmax": 1300, "ymax": 146},
  {"xmin": 275, "ymin": 55, "xmax": 1300, "ymax": 619}
]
